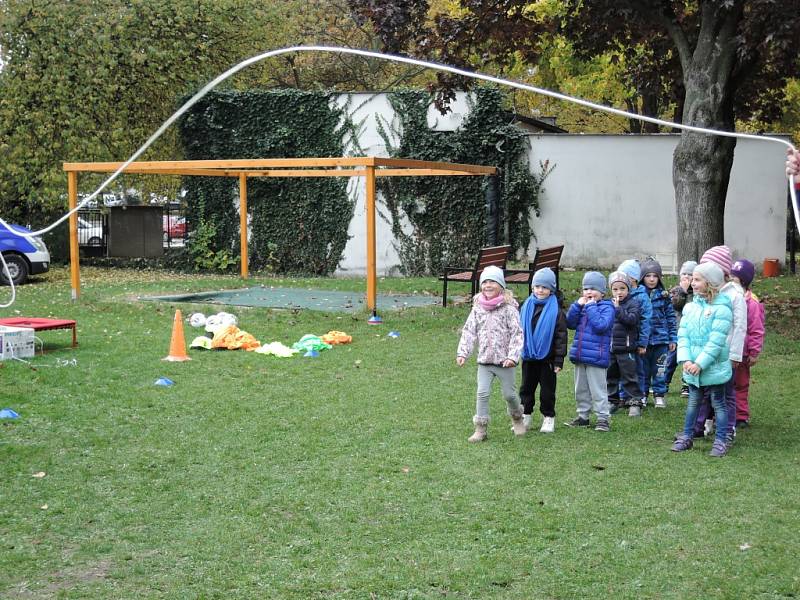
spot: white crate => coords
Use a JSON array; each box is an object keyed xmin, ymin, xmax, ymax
[{"xmin": 0, "ymin": 325, "xmax": 35, "ymax": 360}]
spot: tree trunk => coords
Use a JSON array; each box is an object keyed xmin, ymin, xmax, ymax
[{"xmin": 672, "ymin": 3, "xmax": 740, "ymax": 265}]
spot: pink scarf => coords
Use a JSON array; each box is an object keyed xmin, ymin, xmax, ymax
[{"xmin": 478, "ymin": 292, "xmax": 505, "ymax": 311}]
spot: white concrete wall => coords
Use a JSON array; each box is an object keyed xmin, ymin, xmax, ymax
[
  {"xmin": 527, "ymin": 134, "xmax": 788, "ymax": 272},
  {"xmin": 331, "ymin": 93, "xmax": 788, "ymax": 275}
]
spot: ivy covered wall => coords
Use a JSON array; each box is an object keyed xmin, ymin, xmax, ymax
[
  {"xmin": 377, "ymin": 88, "xmax": 549, "ymax": 275},
  {"xmin": 178, "ymin": 89, "xmax": 354, "ymax": 274}
]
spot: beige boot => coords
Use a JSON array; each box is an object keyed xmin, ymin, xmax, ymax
[
  {"xmin": 468, "ymin": 417, "xmax": 489, "ymax": 443},
  {"xmin": 511, "ymin": 410, "xmax": 527, "ymax": 436}
]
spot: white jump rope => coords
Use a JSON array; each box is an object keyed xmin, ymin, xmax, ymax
[{"xmin": 2, "ymin": 45, "xmax": 798, "ymax": 308}]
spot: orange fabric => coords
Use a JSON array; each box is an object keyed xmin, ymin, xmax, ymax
[
  {"xmin": 211, "ymin": 325, "xmax": 261, "ymax": 351},
  {"xmin": 321, "ymin": 330, "xmax": 352, "ymax": 345}
]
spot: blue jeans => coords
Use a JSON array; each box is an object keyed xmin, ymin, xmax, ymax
[
  {"xmin": 684, "ymin": 384, "xmax": 727, "ymax": 444},
  {"xmin": 638, "ymin": 343, "xmax": 670, "ymax": 397}
]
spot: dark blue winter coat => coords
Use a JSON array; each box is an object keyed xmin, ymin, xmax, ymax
[
  {"xmin": 566, "ymin": 299, "xmax": 615, "ymax": 368},
  {"xmin": 645, "ymin": 284, "xmax": 678, "ymax": 345},
  {"xmin": 610, "ymin": 295, "xmax": 641, "ymax": 353},
  {"xmin": 629, "ymin": 285, "xmax": 652, "ymax": 349}
]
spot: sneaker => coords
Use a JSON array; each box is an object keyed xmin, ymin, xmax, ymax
[
  {"xmin": 628, "ymin": 405, "xmax": 641, "ymax": 417},
  {"xmin": 709, "ymin": 440, "xmax": 728, "ymax": 457},
  {"xmin": 540, "ymin": 416, "xmax": 555, "ymax": 433},
  {"xmin": 703, "ymin": 419, "xmax": 714, "ymax": 438},
  {"xmin": 671, "ymin": 435, "xmax": 693, "ymax": 452},
  {"xmin": 654, "ymin": 396, "xmax": 666, "ymax": 408},
  {"xmin": 680, "ymin": 385, "xmax": 689, "ymax": 398},
  {"xmin": 522, "ymin": 414, "xmax": 533, "ymax": 430},
  {"xmin": 564, "ymin": 417, "xmax": 590, "ymax": 428},
  {"xmin": 736, "ymin": 419, "xmax": 750, "ymax": 428},
  {"xmin": 641, "ymin": 396, "xmax": 648, "ymax": 408},
  {"xmin": 594, "ymin": 419, "xmax": 610, "ymax": 432}
]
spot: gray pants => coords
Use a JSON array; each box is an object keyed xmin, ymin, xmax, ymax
[
  {"xmin": 574, "ymin": 364, "xmax": 610, "ymax": 421},
  {"xmin": 475, "ymin": 364, "xmax": 522, "ymax": 423}
]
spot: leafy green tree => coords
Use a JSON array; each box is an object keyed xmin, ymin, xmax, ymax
[
  {"xmin": 350, "ymin": 0, "xmax": 800, "ymax": 262},
  {"xmin": 0, "ymin": 0, "xmax": 288, "ymax": 224}
]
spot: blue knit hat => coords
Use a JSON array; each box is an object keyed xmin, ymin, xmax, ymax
[
  {"xmin": 532, "ymin": 267, "xmax": 557, "ymax": 292},
  {"xmin": 479, "ymin": 265, "xmax": 506, "ymax": 288},
  {"xmin": 582, "ymin": 271, "xmax": 607, "ymax": 294},
  {"xmin": 618, "ymin": 259, "xmax": 641, "ymax": 282}
]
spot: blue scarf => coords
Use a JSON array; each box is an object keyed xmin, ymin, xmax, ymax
[{"xmin": 521, "ymin": 294, "xmax": 558, "ymax": 360}]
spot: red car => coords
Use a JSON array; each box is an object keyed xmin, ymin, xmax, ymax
[{"xmin": 163, "ymin": 216, "xmax": 186, "ymax": 241}]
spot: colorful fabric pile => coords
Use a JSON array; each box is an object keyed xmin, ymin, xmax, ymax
[
  {"xmin": 321, "ymin": 330, "xmax": 353, "ymax": 345},
  {"xmin": 211, "ymin": 325, "xmax": 261, "ymax": 351}
]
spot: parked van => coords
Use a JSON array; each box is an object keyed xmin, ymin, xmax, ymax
[{"xmin": 0, "ymin": 224, "xmax": 50, "ymax": 285}]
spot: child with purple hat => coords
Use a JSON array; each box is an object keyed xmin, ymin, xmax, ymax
[{"xmin": 729, "ymin": 259, "xmax": 765, "ymax": 427}]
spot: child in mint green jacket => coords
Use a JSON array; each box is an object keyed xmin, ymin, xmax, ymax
[{"xmin": 672, "ymin": 262, "xmax": 733, "ymax": 457}]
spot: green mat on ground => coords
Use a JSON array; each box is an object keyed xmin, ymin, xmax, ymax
[{"xmin": 143, "ymin": 286, "xmax": 443, "ymax": 312}]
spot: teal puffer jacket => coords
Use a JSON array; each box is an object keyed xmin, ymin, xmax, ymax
[{"xmin": 676, "ymin": 294, "xmax": 733, "ymax": 386}]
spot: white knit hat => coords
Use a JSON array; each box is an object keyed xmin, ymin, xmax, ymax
[{"xmin": 479, "ymin": 265, "xmax": 506, "ymax": 288}]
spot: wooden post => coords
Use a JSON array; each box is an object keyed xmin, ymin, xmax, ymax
[
  {"xmin": 67, "ymin": 171, "xmax": 80, "ymax": 300},
  {"xmin": 365, "ymin": 165, "xmax": 377, "ymax": 313},
  {"xmin": 239, "ymin": 173, "xmax": 248, "ymax": 279}
]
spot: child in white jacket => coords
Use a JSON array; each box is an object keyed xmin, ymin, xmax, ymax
[
  {"xmin": 457, "ymin": 265, "xmax": 525, "ymax": 442},
  {"xmin": 696, "ymin": 245, "xmax": 746, "ymax": 445}
]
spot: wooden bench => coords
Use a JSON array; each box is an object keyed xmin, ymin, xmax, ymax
[
  {"xmin": 440, "ymin": 245, "xmax": 510, "ymax": 306},
  {"xmin": 504, "ymin": 244, "xmax": 565, "ymax": 295}
]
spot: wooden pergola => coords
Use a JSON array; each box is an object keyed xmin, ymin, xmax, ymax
[{"xmin": 63, "ymin": 157, "xmax": 497, "ymax": 313}]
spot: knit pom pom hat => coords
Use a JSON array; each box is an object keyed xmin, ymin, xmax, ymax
[
  {"xmin": 700, "ymin": 245, "xmax": 733, "ymax": 276},
  {"xmin": 639, "ymin": 258, "xmax": 663, "ymax": 281},
  {"xmin": 479, "ymin": 265, "xmax": 506, "ymax": 288}
]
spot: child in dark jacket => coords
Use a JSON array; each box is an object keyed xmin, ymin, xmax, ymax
[
  {"xmin": 617, "ymin": 259, "xmax": 652, "ymax": 406},
  {"xmin": 606, "ymin": 271, "xmax": 643, "ymax": 417},
  {"xmin": 519, "ymin": 267, "xmax": 568, "ymax": 433},
  {"xmin": 565, "ymin": 271, "xmax": 615, "ymax": 432},
  {"xmin": 638, "ymin": 258, "xmax": 678, "ymax": 408},
  {"xmin": 667, "ymin": 260, "xmax": 697, "ymax": 397}
]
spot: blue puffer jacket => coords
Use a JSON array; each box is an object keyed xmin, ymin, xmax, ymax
[
  {"xmin": 677, "ymin": 294, "xmax": 733, "ymax": 386},
  {"xmin": 629, "ymin": 285, "xmax": 652, "ymax": 350},
  {"xmin": 566, "ymin": 299, "xmax": 615, "ymax": 368},
  {"xmin": 610, "ymin": 295, "xmax": 640, "ymax": 353},
  {"xmin": 645, "ymin": 284, "xmax": 677, "ymax": 346}
]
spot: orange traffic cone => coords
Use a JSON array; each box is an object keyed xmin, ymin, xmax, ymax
[{"xmin": 163, "ymin": 309, "xmax": 191, "ymax": 362}]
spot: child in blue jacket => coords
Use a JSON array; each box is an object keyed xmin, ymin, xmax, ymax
[
  {"xmin": 638, "ymin": 259, "xmax": 678, "ymax": 408},
  {"xmin": 672, "ymin": 262, "xmax": 733, "ymax": 457},
  {"xmin": 565, "ymin": 271, "xmax": 615, "ymax": 432}
]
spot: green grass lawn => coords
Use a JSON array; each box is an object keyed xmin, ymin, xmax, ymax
[{"xmin": 2, "ymin": 266, "xmax": 799, "ymax": 599}]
